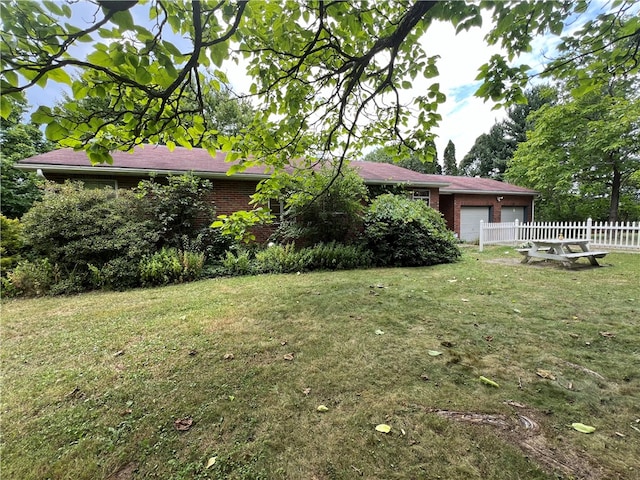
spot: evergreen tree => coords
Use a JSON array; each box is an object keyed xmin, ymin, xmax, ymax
[{"xmin": 442, "ymin": 140, "xmax": 458, "ymax": 176}]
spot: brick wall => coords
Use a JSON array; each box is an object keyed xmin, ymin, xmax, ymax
[{"xmin": 448, "ymin": 193, "xmax": 533, "ymax": 237}]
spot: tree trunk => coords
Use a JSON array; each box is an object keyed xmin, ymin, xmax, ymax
[{"xmin": 608, "ymin": 162, "xmax": 621, "ymax": 222}]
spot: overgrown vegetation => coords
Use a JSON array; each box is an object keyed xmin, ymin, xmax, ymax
[
  {"xmin": 2, "ymin": 176, "xmax": 229, "ymax": 296},
  {"xmin": 2, "ymin": 169, "xmax": 459, "ymax": 297},
  {"xmin": 2, "ymin": 248, "xmax": 638, "ymax": 479},
  {"xmin": 363, "ymin": 194, "xmax": 460, "ymax": 267}
]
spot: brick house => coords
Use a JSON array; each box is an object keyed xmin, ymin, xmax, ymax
[{"xmin": 17, "ymin": 145, "xmax": 537, "ymax": 241}]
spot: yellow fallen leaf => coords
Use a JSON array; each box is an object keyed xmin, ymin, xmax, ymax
[
  {"xmin": 317, "ymin": 405, "xmax": 329, "ymax": 412},
  {"xmin": 479, "ymin": 376, "xmax": 500, "ymax": 388},
  {"xmin": 375, "ymin": 424, "xmax": 391, "ymax": 433},
  {"xmin": 206, "ymin": 456, "xmax": 217, "ymax": 469},
  {"xmin": 571, "ymin": 423, "xmax": 595, "ymax": 434}
]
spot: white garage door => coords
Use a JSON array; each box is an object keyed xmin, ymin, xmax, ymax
[
  {"xmin": 501, "ymin": 207, "xmax": 525, "ymax": 223},
  {"xmin": 460, "ymin": 207, "xmax": 490, "ymax": 242}
]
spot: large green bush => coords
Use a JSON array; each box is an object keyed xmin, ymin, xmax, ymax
[
  {"xmin": 363, "ymin": 194, "xmax": 460, "ymax": 267},
  {"xmin": 269, "ymin": 166, "xmax": 368, "ymax": 246},
  {"xmin": 10, "ymin": 175, "xmax": 226, "ymax": 295},
  {"xmin": 20, "ymin": 181, "xmax": 158, "ymax": 292},
  {"xmin": 135, "ymin": 174, "xmax": 216, "ymax": 249}
]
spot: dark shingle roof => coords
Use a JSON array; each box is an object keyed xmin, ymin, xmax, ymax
[{"xmin": 18, "ymin": 145, "xmax": 536, "ymax": 195}]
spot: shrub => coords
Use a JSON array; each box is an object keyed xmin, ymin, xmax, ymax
[
  {"xmin": 139, "ymin": 248, "xmax": 184, "ymax": 286},
  {"xmin": 254, "ymin": 243, "xmax": 300, "ymax": 273},
  {"xmin": 363, "ymin": 194, "xmax": 460, "ymax": 267},
  {"xmin": 221, "ymin": 250, "xmax": 254, "ymax": 276},
  {"xmin": 3, "ymin": 259, "xmax": 58, "ymax": 297},
  {"xmin": 178, "ymin": 250, "xmax": 206, "ymax": 281},
  {"xmin": 0, "ymin": 215, "xmax": 24, "ymax": 275},
  {"xmin": 136, "ymin": 174, "xmax": 215, "ymax": 249},
  {"xmin": 254, "ymin": 242, "xmax": 372, "ymax": 274},
  {"xmin": 269, "ymin": 166, "xmax": 368, "ymax": 246}
]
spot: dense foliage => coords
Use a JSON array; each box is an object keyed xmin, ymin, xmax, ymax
[
  {"xmin": 2, "ymin": 0, "xmax": 637, "ymax": 233},
  {"xmin": 2, "ymin": 175, "xmax": 227, "ymax": 295},
  {"xmin": 363, "ymin": 144, "xmax": 442, "ymax": 174},
  {"xmin": 268, "ymin": 166, "xmax": 368, "ymax": 246},
  {"xmin": 20, "ymin": 182, "xmax": 158, "ymax": 292},
  {"xmin": 0, "ymin": 98, "xmax": 53, "ymax": 218},
  {"xmin": 363, "ymin": 194, "xmax": 460, "ymax": 267},
  {"xmin": 0, "ymin": 215, "xmax": 24, "ymax": 273}
]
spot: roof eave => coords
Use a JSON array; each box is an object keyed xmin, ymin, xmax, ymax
[
  {"xmin": 364, "ymin": 179, "xmax": 450, "ymax": 188},
  {"xmin": 440, "ymin": 188, "xmax": 538, "ymax": 195},
  {"xmin": 16, "ymin": 164, "xmax": 272, "ymax": 182}
]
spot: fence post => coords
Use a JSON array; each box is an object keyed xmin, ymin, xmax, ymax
[
  {"xmin": 586, "ymin": 217, "xmax": 592, "ymax": 242},
  {"xmin": 514, "ymin": 218, "xmax": 519, "ymax": 244},
  {"xmin": 479, "ymin": 220, "xmax": 484, "ymax": 252}
]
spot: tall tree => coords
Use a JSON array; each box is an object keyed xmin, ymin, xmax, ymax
[
  {"xmin": 507, "ymin": 87, "xmax": 640, "ymax": 222},
  {"xmin": 1, "ymin": 0, "xmax": 638, "ymax": 232},
  {"xmin": 507, "ymin": 14, "xmax": 640, "ymax": 222},
  {"xmin": 0, "ymin": 98, "xmax": 52, "ymax": 218},
  {"xmin": 442, "ymin": 140, "xmax": 458, "ymax": 176},
  {"xmin": 460, "ymin": 85, "xmax": 557, "ymax": 179},
  {"xmin": 364, "ymin": 144, "xmax": 441, "ymax": 175}
]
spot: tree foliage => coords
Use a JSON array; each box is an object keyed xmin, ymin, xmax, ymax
[
  {"xmin": 507, "ymin": 18, "xmax": 640, "ymax": 222},
  {"xmin": 268, "ymin": 166, "xmax": 369, "ymax": 246},
  {"xmin": 460, "ymin": 85, "xmax": 556, "ymax": 179},
  {"xmin": 1, "ymin": 0, "xmax": 638, "ymax": 228},
  {"xmin": 507, "ymin": 88, "xmax": 640, "ymax": 222},
  {"xmin": 0, "ymin": 98, "xmax": 52, "ymax": 218},
  {"xmin": 363, "ymin": 145, "xmax": 442, "ymax": 174},
  {"xmin": 442, "ymin": 140, "xmax": 458, "ymax": 176}
]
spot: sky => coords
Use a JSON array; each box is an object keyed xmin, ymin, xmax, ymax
[{"xmin": 20, "ymin": 1, "xmax": 613, "ymax": 162}]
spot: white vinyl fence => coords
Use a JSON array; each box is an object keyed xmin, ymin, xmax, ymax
[{"xmin": 479, "ymin": 218, "xmax": 640, "ymax": 252}]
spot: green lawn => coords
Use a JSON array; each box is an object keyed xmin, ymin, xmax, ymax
[{"xmin": 2, "ymin": 247, "xmax": 639, "ymax": 480}]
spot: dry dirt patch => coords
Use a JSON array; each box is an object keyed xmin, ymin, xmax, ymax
[{"xmin": 426, "ymin": 405, "xmax": 604, "ymax": 480}]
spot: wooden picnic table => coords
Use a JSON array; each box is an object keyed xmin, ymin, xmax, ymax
[{"xmin": 518, "ymin": 239, "xmax": 608, "ymax": 267}]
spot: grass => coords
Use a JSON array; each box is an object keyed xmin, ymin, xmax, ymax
[{"xmin": 1, "ymin": 247, "xmax": 639, "ymax": 480}]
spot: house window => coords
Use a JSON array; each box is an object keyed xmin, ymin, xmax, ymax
[
  {"xmin": 81, "ymin": 179, "xmax": 118, "ymax": 192},
  {"xmin": 269, "ymin": 198, "xmax": 284, "ymax": 223},
  {"xmin": 412, "ymin": 188, "xmax": 430, "ymax": 206}
]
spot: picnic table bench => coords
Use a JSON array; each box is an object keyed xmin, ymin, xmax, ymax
[{"xmin": 518, "ymin": 239, "xmax": 608, "ymax": 267}]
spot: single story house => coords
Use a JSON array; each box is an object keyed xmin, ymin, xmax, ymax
[{"xmin": 17, "ymin": 145, "xmax": 537, "ymax": 242}]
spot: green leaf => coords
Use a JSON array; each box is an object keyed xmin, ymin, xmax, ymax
[
  {"xmin": 44, "ymin": 121, "xmax": 69, "ymax": 141},
  {"xmin": 135, "ymin": 67, "xmax": 152, "ymax": 85},
  {"xmin": 479, "ymin": 376, "xmax": 500, "ymax": 388},
  {"xmin": 47, "ymin": 68, "xmax": 73, "ymax": 85},
  {"xmin": 0, "ymin": 96, "xmax": 12, "ymax": 119},
  {"xmin": 111, "ymin": 10, "xmax": 135, "ymax": 30},
  {"xmin": 571, "ymin": 423, "xmax": 595, "ymax": 434},
  {"xmin": 86, "ymin": 49, "xmax": 112, "ymax": 66},
  {"xmin": 31, "ymin": 106, "xmax": 53, "ymax": 124},
  {"xmin": 375, "ymin": 424, "xmax": 391, "ymax": 433}
]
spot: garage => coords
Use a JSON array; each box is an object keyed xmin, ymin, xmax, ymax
[
  {"xmin": 460, "ymin": 206, "xmax": 491, "ymax": 242},
  {"xmin": 501, "ymin": 206, "xmax": 526, "ymax": 223}
]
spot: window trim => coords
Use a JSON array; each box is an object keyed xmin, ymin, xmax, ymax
[{"xmin": 411, "ymin": 188, "xmax": 430, "ymax": 206}]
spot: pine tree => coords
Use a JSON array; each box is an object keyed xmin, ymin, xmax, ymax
[{"xmin": 443, "ymin": 140, "xmax": 458, "ymax": 176}]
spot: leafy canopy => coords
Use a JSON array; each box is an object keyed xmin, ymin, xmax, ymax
[
  {"xmin": 1, "ymin": 0, "xmax": 638, "ymax": 231},
  {"xmin": 2, "ymin": 1, "xmax": 637, "ymax": 163}
]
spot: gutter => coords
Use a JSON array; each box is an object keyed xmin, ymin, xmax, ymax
[
  {"xmin": 440, "ymin": 188, "xmax": 538, "ymax": 196},
  {"xmin": 17, "ymin": 163, "xmax": 452, "ymax": 188},
  {"xmin": 16, "ymin": 163, "xmax": 272, "ymax": 182}
]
